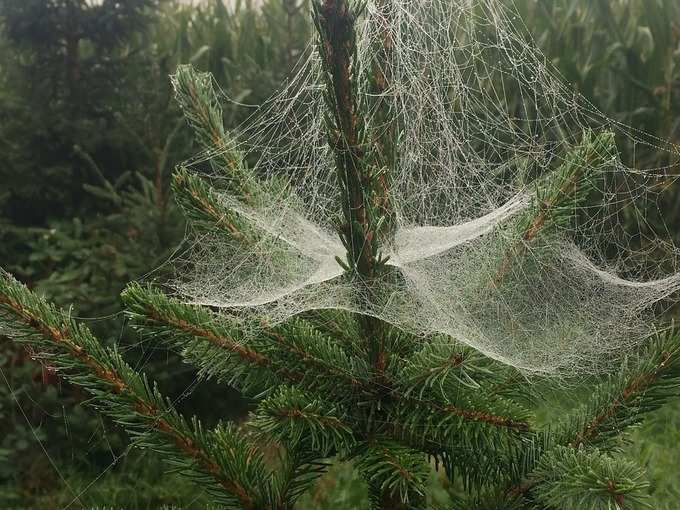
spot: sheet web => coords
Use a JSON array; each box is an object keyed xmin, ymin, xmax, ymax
[{"xmin": 174, "ymin": 0, "xmax": 680, "ymax": 375}]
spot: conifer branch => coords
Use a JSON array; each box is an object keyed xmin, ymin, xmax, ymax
[
  {"xmin": 356, "ymin": 441, "xmax": 429, "ymax": 508},
  {"xmin": 123, "ymin": 284, "xmax": 301, "ymax": 394},
  {"xmin": 127, "ymin": 287, "xmax": 536, "ymax": 473},
  {"xmin": 172, "ymin": 65, "xmax": 255, "ymax": 199},
  {"xmin": 297, "ymin": 308, "xmax": 361, "ymax": 349},
  {"xmin": 124, "ymin": 284, "xmax": 371, "ymax": 400},
  {"xmin": 172, "ymin": 166, "xmax": 258, "ymax": 244},
  {"xmin": 0, "ymin": 270, "xmax": 269, "ymax": 509},
  {"xmin": 567, "ymin": 326, "xmax": 680, "ymax": 448},
  {"xmin": 385, "ymin": 419, "xmax": 517, "ymax": 495},
  {"xmin": 265, "ymin": 320, "xmax": 531, "ymax": 433},
  {"xmin": 431, "ymin": 400, "xmax": 530, "ymax": 430},
  {"xmin": 492, "ymin": 130, "xmax": 616, "ymax": 288},
  {"xmin": 252, "ymin": 386, "xmax": 356, "ymax": 457},
  {"xmin": 390, "ymin": 338, "xmax": 532, "ymax": 448},
  {"xmin": 4, "ymin": 1, "xmax": 679, "ymax": 506},
  {"xmin": 261, "ymin": 319, "xmax": 373, "ymax": 395},
  {"xmin": 272, "ymin": 447, "xmax": 331, "ymax": 508},
  {"xmin": 124, "ymin": 284, "xmax": 529, "ymax": 451},
  {"xmin": 172, "ymin": 167, "xmax": 303, "ymax": 268},
  {"xmin": 529, "ymin": 447, "xmax": 651, "ymax": 510},
  {"xmin": 383, "ymin": 389, "xmax": 529, "ymax": 493},
  {"xmin": 499, "ymin": 327, "xmax": 680, "ymax": 505},
  {"xmin": 388, "ymin": 392, "xmax": 530, "ymax": 446},
  {"xmin": 396, "ymin": 337, "xmax": 509, "ymax": 400},
  {"xmin": 496, "ymin": 444, "xmax": 651, "ymax": 509},
  {"xmin": 314, "ymin": 0, "xmax": 396, "ymax": 384},
  {"xmin": 386, "ymin": 376, "xmax": 531, "ymax": 436}
]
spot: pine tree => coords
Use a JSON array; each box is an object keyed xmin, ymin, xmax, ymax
[{"xmin": 2, "ymin": 1, "xmax": 680, "ymax": 508}]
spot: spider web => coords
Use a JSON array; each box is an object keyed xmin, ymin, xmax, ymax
[{"xmin": 172, "ymin": 0, "xmax": 680, "ymax": 375}]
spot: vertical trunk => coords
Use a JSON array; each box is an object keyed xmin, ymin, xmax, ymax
[
  {"xmin": 64, "ymin": 0, "xmax": 81, "ymax": 101},
  {"xmin": 315, "ymin": 0, "xmax": 387, "ymax": 375},
  {"xmin": 66, "ymin": 34, "xmax": 81, "ymax": 89}
]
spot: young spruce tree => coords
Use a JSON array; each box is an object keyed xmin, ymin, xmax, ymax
[{"xmin": 2, "ymin": 1, "xmax": 680, "ymax": 508}]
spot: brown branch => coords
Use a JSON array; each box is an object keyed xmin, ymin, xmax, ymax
[
  {"xmin": 150, "ymin": 303, "xmax": 527, "ymax": 431},
  {"xmin": 186, "ymin": 82, "xmax": 240, "ymax": 174},
  {"xmin": 506, "ymin": 349, "xmax": 674, "ymax": 501},
  {"xmin": 366, "ymin": 444, "xmax": 420, "ymax": 510},
  {"xmin": 570, "ymin": 350, "xmax": 672, "ymax": 447},
  {"xmin": 187, "ymin": 185, "xmax": 249, "ymax": 243},
  {"xmin": 429, "ymin": 399, "xmax": 529, "ymax": 431},
  {"xmin": 264, "ymin": 328, "xmax": 367, "ymax": 391},
  {"xmin": 506, "ymin": 479, "xmax": 535, "ymax": 499},
  {"xmin": 0, "ymin": 295, "xmax": 257, "ymax": 509},
  {"xmin": 378, "ymin": 446, "xmax": 414, "ymax": 482},
  {"xmin": 144, "ymin": 306, "xmax": 303, "ymax": 383},
  {"xmin": 491, "ymin": 148, "xmax": 598, "ymax": 289}
]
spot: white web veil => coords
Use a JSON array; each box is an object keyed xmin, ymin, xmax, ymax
[{"xmin": 173, "ymin": 0, "xmax": 680, "ymax": 375}]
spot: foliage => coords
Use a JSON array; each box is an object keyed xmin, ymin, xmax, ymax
[
  {"xmin": 1, "ymin": 0, "xmax": 680, "ymax": 508},
  {"xmin": 0, "ymin": 1, "xmax": 308, "ymax": 506}
]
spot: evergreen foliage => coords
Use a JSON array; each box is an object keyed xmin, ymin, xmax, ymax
[
  {"xmin": 0, "ymin": 1, "xmax": 309, "ymax": 504},
  {"xmin": 1, "ymin": 1, "xmax": 680, "ymax": 509}
]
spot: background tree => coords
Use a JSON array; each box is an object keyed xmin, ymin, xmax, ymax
[{"xmin": 0, "ymin": 0, "xmax": 157, "ymax": 225}]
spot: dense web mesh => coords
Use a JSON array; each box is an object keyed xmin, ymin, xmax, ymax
[{"xmin": 173, "ymin": 0, "xmax": 680, "ymax": 375}]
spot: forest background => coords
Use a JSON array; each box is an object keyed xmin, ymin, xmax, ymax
[{"xmin": 1, "ymin": 0, "xmax": 679, "ymax": 508}]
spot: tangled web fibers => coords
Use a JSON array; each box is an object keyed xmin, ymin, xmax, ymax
[{"xmin": 171, "ymin": 0, "xmax": 680, "ymax": 375}]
